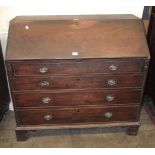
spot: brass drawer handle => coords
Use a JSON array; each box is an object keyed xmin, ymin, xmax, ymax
[
  {"xmin": 40, "ymin": 81, "xmax": 50, "ymax": 87},
  {"xmin": 107, "ymin": 79, "xmax": 116, "ymax": 86},
  {"xmin": 44, "ymin": 114, "xmax": 53, "ymax": 121},
  {"xmin": 109, "ymin": 64, "xmax": 117, "ymax": 71},
  {"xmin": 104, "ymin": 112, "xmax": 113, "ymax": 118},
  {"xmin": 106, "ymin": 95, "xmax": 114, "ymax": 102},
  {"xmin": 40, "ymin": 67, "xmax": 48, "ymax": 73},
  {"xmin": 42, "ymin": 97, "xmax": 51, "ymax": 104}
]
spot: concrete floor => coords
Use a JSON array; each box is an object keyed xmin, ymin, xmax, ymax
[{"xmin": 0, "ymin": 109, "xmax": 155, "ymax": 148}]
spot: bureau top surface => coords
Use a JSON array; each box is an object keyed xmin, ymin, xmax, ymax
[{"xmin": 6, "ymin": 15, "xmax": 149, "ymax": 60}]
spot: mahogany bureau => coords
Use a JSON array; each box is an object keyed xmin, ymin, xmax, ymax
[{"xmin": 6, "ymin": 15, "xmax": 150, "ymax": 141}]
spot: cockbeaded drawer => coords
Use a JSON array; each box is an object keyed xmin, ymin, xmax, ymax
[{"xmin": 16, "ymin": 105, "xmax": 140, "ymax": 125}]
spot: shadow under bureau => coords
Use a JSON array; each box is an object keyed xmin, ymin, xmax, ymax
[{"xmin": 6, "ymin": 15, "xmax": 150, "ymax": 141}]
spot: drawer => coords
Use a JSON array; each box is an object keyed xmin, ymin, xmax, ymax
[
  {"xmin": 10, "ymin": 59, "xmax": 144, "ymax": 76},
  {"xmin": 14, "ymin": 89, "xmax": 142, "ymax": 107},
  {"xmin": 10, "ymin": 74, "xmax": 144, "ymax": 91},
  {"xmin": 16, "ymin": 105, "xmax": 140, "ymax": 125}
]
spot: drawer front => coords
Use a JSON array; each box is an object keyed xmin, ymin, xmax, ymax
[
  {"xmin": 11, "ymin": 59, "xmax": 144, "ymax": 76},
  {"xmin": 16, "ymin": 106, "xmax": 140, "ymax": 125},
  {"xmin": 14, "ymin": 89, "xmax": 142, "ymax": 107},
  {"xmin": 10, "ymin": 74, "xmax": 144, "ymax": 91}
]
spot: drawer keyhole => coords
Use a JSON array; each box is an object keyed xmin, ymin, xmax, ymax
[{"xmin": 77, "ymin": 78, "xmax": 80, "ymax": 81}]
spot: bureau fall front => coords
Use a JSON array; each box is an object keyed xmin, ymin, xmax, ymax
[{"xmin": 6, "ymin": 15, "xmax": 150, "ymax": 141}]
